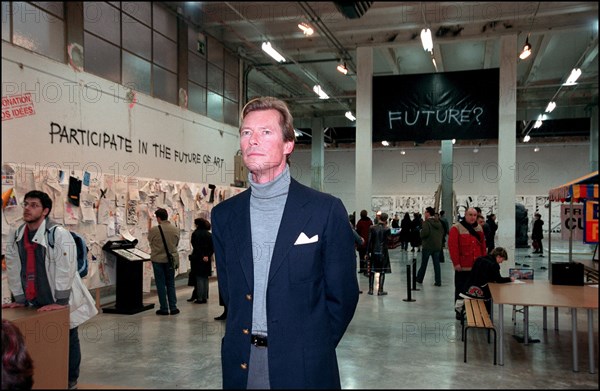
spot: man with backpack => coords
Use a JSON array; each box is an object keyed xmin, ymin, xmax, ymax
[{"xmin": 3, "ymin": 190, "xmax": 98, "ymax": 389}]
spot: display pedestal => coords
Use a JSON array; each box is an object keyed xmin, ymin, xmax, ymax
[
  {"xmin": 101, "ymin": 241, "xmax": 154, "ymax": 315},
  {"xmin": 2, "ymin": 306, "xmax": 69, "ymax": 389},
  {"xmin": 102, "ymin": 256, "xmax": 154, "ymax": 315}
]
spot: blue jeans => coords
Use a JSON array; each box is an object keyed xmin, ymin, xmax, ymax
[
  {"xmin": 416, "ymin": 249, "xmax": 441, "ymax": 285},
  {"xmin": 69, "ymin": 327, "xmax": 80, "ymax": 384},
  {"xmin": 152, "ymin": 262, "xmax": 178, "ymax": 311}
]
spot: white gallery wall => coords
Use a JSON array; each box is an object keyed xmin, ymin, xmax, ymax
[
  {"xmin": 2, "ymin": 43, "xmax": 241, "ymax": 185},
  {"xmin": 291, "ymin": 143, "xmax": 590, "ymax": 215}
]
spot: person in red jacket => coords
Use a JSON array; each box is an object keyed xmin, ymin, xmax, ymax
[{"xmin": 448, "ymin": 207, "xmax": 487, "ymax": 319}]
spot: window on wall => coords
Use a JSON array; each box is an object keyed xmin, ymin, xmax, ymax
[
  {"xmin": 3, "ymin": 2, "xmax": 66, "ymax": 63},
  {"xmin": 188, "ymin": 30, "xmax": 239, "ymax": 126},
  {"xmin": 82, "ymin": 2, "xmax": 177, "ymax": 104}
]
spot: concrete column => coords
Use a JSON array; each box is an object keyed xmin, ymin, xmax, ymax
[
  {"xmin": 498, "ymin": 35, "xmax": 518, "ymax": 265},
  {"xmin": 441, "ymin": 140, "xmax": 454, "ymax": 223},
  {"xmin": 355, "ymin": 46, "xmax": 373, "ymax": 214},
  {"xmin": 590, "ymin": 106, "xmax": 598, "ymax": 171},
  {"xmin": 310, "ymin": 117, "xmax": 324, "ymax": 191}
]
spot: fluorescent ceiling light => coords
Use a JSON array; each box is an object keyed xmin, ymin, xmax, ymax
[
  {"xmin": 400, "ymin": 150, "xmax": 406, "ymax": 155},
  {"xmin": 381, "ymin": 140, "xmax": 389, "ymax": 147},
  {"xmin": 545, "ymin": 101, "xmax": 556, "ymax": 113},
  {"xmin": 451, "ymin": 139, "xmax": 456, "ymax": 144},
  {"xmin": 337, "ymin": 63, "xmax": 348, "ymax": 75},
  {"xmin": 294, "ymin": 128, "xmax": 302, "ymax": 137},
  {"xmin": 345, "ymin": 111, "xmax": 356, "ymax": 121},
  {"xmin": 519, "ymin": 37, "xmax": 532, "ymax": 60},
  {"xmin": 523, "ymin": 134, "xmax": 531, "ymax": 142},
  {"xmin": 261, "ymin": 42, "xmax": 285, "ymax": 63},
  {"xmin": 313, "ymin": 85, "xmax": 329, "ymax": 99},
  {"xmin": 533, "ymin": 119, "xmax": 543, "ymax": 128},
  {"xmin": 534, "ymin": 147, "xmax": 540, "ymax": 152},
  {"xmin": 563, "ymin": 68, "xmax": 581, "ymax": 85},
  {"xmin": 298, "ymin": 22, "xmax": 314, "ymax": 36},
  {"xmin": 420, "ymin": 28, "xmax": 433, "ymax": 53}
]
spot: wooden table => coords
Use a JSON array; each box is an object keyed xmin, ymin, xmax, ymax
[
  {"xmin": 2, "ymin": 306, "xmax": 70, "ymax": 389},
  {"xmin": 488, "ymin": 280, "xmax": 598, "ymax": 373}
]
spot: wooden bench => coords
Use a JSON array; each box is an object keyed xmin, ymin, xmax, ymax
[
  {"xmin": 583, "ymin": 265, "xmax": 598, "ymax": 284},
  {"xmin": 461, "ymin": 298, "xmax": 497, "ymax": 364}
]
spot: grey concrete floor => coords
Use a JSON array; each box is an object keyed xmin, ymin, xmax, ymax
[{"xmin": 78, "ymin": 235, "xmax": 598, "ymax": 389}]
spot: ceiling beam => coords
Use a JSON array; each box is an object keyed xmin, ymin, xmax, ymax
[{"xmin": 379, "ymin": 48, "xmax": 400, "ymax": 74}]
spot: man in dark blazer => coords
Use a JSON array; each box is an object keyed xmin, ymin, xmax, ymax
[{"xmin": 211, "ymin": 97, "xmax": 359, "ymax": 389}]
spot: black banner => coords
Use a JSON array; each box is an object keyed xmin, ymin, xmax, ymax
[{"xmin": 372, "ymin": 69, "xmax": 499, "ymax": 142}]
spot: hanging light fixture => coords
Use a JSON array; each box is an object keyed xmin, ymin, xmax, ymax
[
  {"xmin": 298, "ymin": 22, "xmax": 314, "ymax": 36},
  {"xmin": 420, "ymin": 28, "xmax": 433, "ymax": 53},
  {"xmin": 563, "ymin": 68, "xmax": 582, "ymax": 85},
  {"xmin": 381, "ymin": 140, "xmax": 390, "ymax": 147},
  {"xmin": 261, "ymin": 42, "xmax": 285, "ymax": 63},
  {"xmin": 519, "ymin": 35, "xmax": 532, "ymax": 60},
  {"xmin": 523, "ymin": 134, "xmax": 531, "ymax": 143},
  {"xmin": 345, "ymin": 111, "xmax": 356, "ymax": 121},
  {"xmin": 313, "ymin": 85, "xmax": 329, "ymax": 99},
  {"xmin": 545, "ymin": 101, "xmax": 556, "ymax": 113},
  {"xmin": 337, "ymin": 62, "xmax": 348, "ymax": 75}
]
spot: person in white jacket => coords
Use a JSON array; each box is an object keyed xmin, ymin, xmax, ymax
[{"xmin": 3, "ymin": 190, "xmax": 98, "ymax": 389}]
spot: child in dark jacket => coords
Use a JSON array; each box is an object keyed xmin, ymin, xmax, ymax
[{"xmin": 455, "ymin": 247, "xmax": 513, "ymax": 314}]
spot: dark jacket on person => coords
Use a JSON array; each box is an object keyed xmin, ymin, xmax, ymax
[
  {"xmin": 420, "ymin": 217, "xmax": 443, "ymax": 251},
  {"xmin": 461, "ymin": 254, "xmax": 512, "ymax": 299},
  {"xmin": 485, "ymin": 217, "xmax": 497, "ymax": 248},
  {"xmin": 532, "ymin": 219, "xmax": 544, "ymax": 240},
  {"xmin": 399, "ymin": 214, "xmax": 412, "ymax": 242},
  {"xmin": 211, "ymin": 178, "xmax": 359, "ymax": 389},
  {"xmin": 190, "ymin": 227, "xmax": 214, "ymax": 277}
]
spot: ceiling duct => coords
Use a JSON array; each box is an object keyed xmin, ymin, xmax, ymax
[{"xmin": 333, "ymin": 1, "xmax": 373, "ymax": 19}]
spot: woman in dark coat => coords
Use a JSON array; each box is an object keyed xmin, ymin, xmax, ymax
[
  {"xmin": 189, "ymin": 217, "xmax": 214, "ymax": 304},
  {"xmin": 531, "ymin": 212, "xmax": 544, "ymax": 255},
  {"xmin": 399, "ymin": 212, "xmax": 412, "ymax": 251},
  {"xmin": 410, "ymin": 212, "xmax": 423, "ymax": 252}
]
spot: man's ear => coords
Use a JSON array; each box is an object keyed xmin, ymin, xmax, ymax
[
  {"xmin": 284, "ymin": 140, "xmax": 294, "ymax": 155},
  {"xmin": 42, "ymin": 207, "xmax": 50, "ymax": 219}
]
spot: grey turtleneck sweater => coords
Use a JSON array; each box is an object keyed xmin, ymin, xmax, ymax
[{"xmin": 249, "ymin": 165, "xmax": 291, "ymax": 336}]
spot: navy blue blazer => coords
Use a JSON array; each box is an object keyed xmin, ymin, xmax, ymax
[{"xmin": 212, "ymin": 178, "xmax": 359, "ymax": 389}]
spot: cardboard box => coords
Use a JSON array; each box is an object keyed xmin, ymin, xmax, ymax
[{"xmin": 3, "ymin": 306, "xmax": 69, "ymax": 389}]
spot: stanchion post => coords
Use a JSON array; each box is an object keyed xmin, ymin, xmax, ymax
[
  {"xmin": 412, "ymin": 257, "xmax": 420, "ymax": 291},
  {"xmin": 403, "ymin": 264, "xmax": 415, "ymax": 302}
]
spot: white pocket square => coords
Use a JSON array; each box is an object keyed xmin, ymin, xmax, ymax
[{"xmin": 294, "ymin": 232, "xmax": 319, "ymax": 245}]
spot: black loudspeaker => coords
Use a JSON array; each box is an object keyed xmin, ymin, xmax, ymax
[{"xmin": 551, "ymin": 262, "xmax": 584, "ymax": 286}]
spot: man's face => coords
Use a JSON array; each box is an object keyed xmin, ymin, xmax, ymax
[
  {"xmin": 464, "ymin": 208, "xmax": 478, "ymax": 224},
  {"xmin": 240, "ymin": 109, "xmax": 294, "ymax": 184},
  {"xmin": 477, "ymin": 216, "xmax": 485, "ymax": 226},
  {"xmin": 22, "ymin": 197, "xmax": 47, "ymax": 223}
]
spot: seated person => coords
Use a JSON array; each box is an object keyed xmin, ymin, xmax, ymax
[{"xmin": 455, "ymin": 247, "xmax": 513, "ymax": 315}]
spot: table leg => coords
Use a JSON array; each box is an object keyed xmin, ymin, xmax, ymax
[
  {"xmin": 498, "ymin": 303, "xmax": 504, "ymax": 366},
  {"xmin": 588, "ymin": 309, "xmax": 595, "ymax": 374},
  {"xmin": 543, "ymin": 306, "xmax": 547, "ymax": 330},
  {"xmin": 554, "ymin": 307, "xmax": 559, "ymax": 330},
  {"xmin": 572, "ymin": 308, "xmax": 578, "ymax": 372},
  {"xmin": 524, "ymin": 306, "xmax": 529, "ymax": 345}
]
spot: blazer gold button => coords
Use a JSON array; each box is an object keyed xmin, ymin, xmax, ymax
[
  {"xmin": 242, "ymin": 328, "xmax": 249, "ymax": 334},
  {"xmin": 240, "ymin": 363, "xmax": 248, "ymax": 370},
  {"xmin": 245, "ymin": 294, "xmax": 252, "ymax": 301}
]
